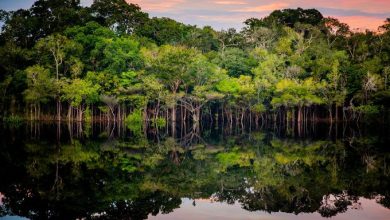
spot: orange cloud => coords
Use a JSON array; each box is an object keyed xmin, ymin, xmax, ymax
[
  {"xmin": 334, "ymin": 0, "xmax": 390, "ymax": 14},
  {"xmin": 290, "ymin": 0, "xmax": 390, "ymax": 14},
  {"xmin": 233, "ymin": 2, "xmax": 289, "ymax": 12},
  {"xmin": 336, "ymin": 15, "xmax": 385, "ymax": 31},
  {"xmin": 124, "ymin": 0, "xmax": 389, "ymax": 31},
  {"xmin": 127, "ymin": 0, "xmax": 184, "ymax": 12}
]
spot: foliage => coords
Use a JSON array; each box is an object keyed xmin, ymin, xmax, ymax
[
  {"xmin": 0, "ymin": 1, "xmax": 389, "ymax": 123},
  {"xmin": 125, "ymin": 109, "xmax": 143, "ymax": 131},
  {"xmin": 2, "ymin": 115, "xmax": 24, "ymax": 124}
]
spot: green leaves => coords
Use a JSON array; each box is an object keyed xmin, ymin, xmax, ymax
[
  {"xmin": 24, "ymin": 65, "xmax": 55, "ymax": 104},
  {"xmin": 61, "ymin": 78, "xmax": 100, "ymax": 107},
  {"xmin": 103, "ymin": 37, "xmax": 141, "ymax": 73},
  {"xmin": 272, "ymin": 78, "xmax": 323, "ymax": 108},
  {"xmin": 2, "ymin": 2, "xmax": 390, "ymax": 122},
  {"xmin": 216, "ymin": 147, "xmax": 256, "ymax": 171}
]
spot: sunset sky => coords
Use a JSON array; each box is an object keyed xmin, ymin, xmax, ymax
[{"xmin": 1, "ymin": 0, "xmax": 389, "ymax": 31}]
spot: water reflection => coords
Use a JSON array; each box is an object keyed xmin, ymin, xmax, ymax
[{"xmin": 0, "ymin": 122, "xmax": 389, "ymax": 219}]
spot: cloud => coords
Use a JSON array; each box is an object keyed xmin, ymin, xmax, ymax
[
  {"xmin": 286, "ymin": 0, "xmax": 390, "ymax": 14},
  {"xmin": 197, "ymin": 14, "xmax": 248, "ymax": 22},
  {"xmin": 317, "ymin": 7, "xmax": 388, "ymax": 18},
  {"xmin": 233, "ymin": 2, "xmax": 289, "ymax": 12},
  {"xmin": 126, "ymin": 0, "xmax": 390, "ymax": 30},
  {"xmin": 214, "ymin": 1, "xmax": 248, "ymax": 5},
  {"xmin": 126, "ymin": 0, "xmax": 185, "ymax": 12},
  {"xmin": 335, "ymin": 15, "xmax": 386, "ymax": 31}
]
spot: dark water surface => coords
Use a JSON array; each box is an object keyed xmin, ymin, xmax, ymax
[{"xmin": 0, "ymin": 122, "xmax": 389, "ymax": 219}]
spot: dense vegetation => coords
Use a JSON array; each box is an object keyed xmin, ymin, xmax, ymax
[{"xmin": 1, "ymin": 0, "xmax": 390, "ymax": 129}]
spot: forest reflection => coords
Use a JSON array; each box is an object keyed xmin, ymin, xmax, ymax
[{"xmin": 0, "ymin": 122, "xmax": 389, "ymax": 219}]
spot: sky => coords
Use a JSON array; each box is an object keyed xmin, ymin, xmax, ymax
[{"xmin": 0, "ymin": 0, "xmax": 389, "ymax": 31}]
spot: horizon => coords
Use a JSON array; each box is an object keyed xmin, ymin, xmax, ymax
[{"xmin": 0, "ymin": 0, "xmax": 389, "ymax": 31}]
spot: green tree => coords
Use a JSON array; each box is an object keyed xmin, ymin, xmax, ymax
[
  {"xmin": 23, "ymin": 65, "xmax": 55, "ymax": 120},
  {"xmin": 35, "ymin": 34, "xmax": 83, "ymax": 120},
  {"xmin": 91, "ymin": 0, "xmax": 148, "ymax": 35},
  {"xmin": 61, "ymin": 78, "xmax": 100, "ymax": 121},
  {"xmin": 142, "ymin": 45, "xmax": 199, "ymax": 124},
  {"xmin": 272, "ymin": 78, "xmax": 323, "ymax": 123}
]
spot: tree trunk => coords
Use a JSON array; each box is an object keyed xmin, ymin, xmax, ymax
[
  {"xmin": 67, "ymin": 105, "xmax": 72, "ymax": 122},
  {"xmin": 192, "ymin": 108, "xmax": 200, "ymax": 133},
  {"xmin": 172, "ymin": 104, "xmax": 176, "ymax": 123},
  {"xmin": 57, "ymin": 99, "xmax": 61, "ymax": 121},
  {"xmin": 298, "ymin": 106, "xmax": 302, "ymax": 123}
]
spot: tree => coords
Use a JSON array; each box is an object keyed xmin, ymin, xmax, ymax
[
  {"xmin": 323, "ymin": 17, "xmax": 350, "ymax": 48},
  {"xmin": 184, "ymin": 26, "xmax": 219, "ymax": 52},
  {"xmin": 217, "ymin": 28, "xmax": 244, "ymax": 53},
  {"xmin": 319, "ymin": 51, "xmax": 348, "ymax": 122},
  {"xmin": 64, "ymin": 22, "xmax": 115, "ymax": 72},
  {"xmin": 214, "ymin": 48, "xmax": 254, "ymax": 77},
  {"xmin": 138, "ymin": 17, "xmax": 193, "ymax": 45},
  {"xmin": 383, "ymin": 67, "xmax": 390, "ymax": 90},
  {"xmin": 362, "ymin": 72, "xmax": 382, "ymax": 103},
  {"xmin": 35, "ymin": 34, "xmax": 83, "ymax": 120},
  {"xmin": 180, "ymin": 56, "xmax": 225, "ymax": 129},
  {"xmin": 61, "ymin": 78, "xmax": 100, "ymax": 121},
  {"xmin": 102, "ymin": 37, "xmax": 142, "ymax": 74},
  {"xmin": 252, "ymin": 48, "xmax": 284, "ymax": 111},
  {"xmin": 272, "ymin": 78, "xmax": 323, "ymax": 123},
  {"xmin": 0, "ymin": 0, "xmax": 85, "ymax": 47},
  {"xmin": 23, "ymin": 65, "xmax": 55, "ymax": 120},
  {"xmin": 265, "ymin": 8, "xmax": 324, "ymax": 28},
  {"xmin": 142, "ymin": 45, "xmax": 199, "ymax": 124},
  {"xmin": 243, "ymin": 26, "xmax": 277, "ymax": 49},
  {"xmin": 91, "ymin": 0, "xmax": 148, "ymax": 35}
]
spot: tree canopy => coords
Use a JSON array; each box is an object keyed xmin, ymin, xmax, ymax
[{"xmin": 1, "ymin": 0, "xmax": 390, "ymax": 126}]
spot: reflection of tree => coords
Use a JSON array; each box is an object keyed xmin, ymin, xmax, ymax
[
  {"xmin": 318, "ymin": 193, "xmax": 358, "ymax": 217},
  {"xmin": 92, "ymin": 192, "xmax": 181, "ymax": 220},
  {"xmin": 0, "ymin": 126, "xmax": 389, "ymax": 219}
]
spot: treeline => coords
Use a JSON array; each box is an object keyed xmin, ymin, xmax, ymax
[{"xmin": 1, "ymin": 0, "xmax": 390, "ymax": 129}]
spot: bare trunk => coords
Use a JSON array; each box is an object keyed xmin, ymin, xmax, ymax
[{"xmin": 298, "ymin": 106, "xmax": 302, "ymax": 123}]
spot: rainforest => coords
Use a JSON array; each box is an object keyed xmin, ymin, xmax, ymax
[
  {"xmin": 0, "ymin": 0, "xmax": 390, "ymax": 219},
  {"xmin": 0, "ymin": 0, "xmax": 390, "ymax": 127}
]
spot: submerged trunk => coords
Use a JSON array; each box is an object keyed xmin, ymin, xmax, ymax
[
  {"xmin": 298, "ymin": 106, "xmax": 302, "ymax": 123},
  {"xmin": 57, "ymin": 99, "xmax": 61, "ymax": 121},
  {"xmin": 329, "ymin": 106, "xmax": 333, "ymax": 124},
  {"xmin": 192, "ymin": 108, "xmax": 200, "ymax": 132},
  {"xmin": 172, "ymin": 104, "xmax": 176, "ymax": 123},
  {"xmin": 67, "ymin": 105, "xmax": 72, "ymax": 122}
]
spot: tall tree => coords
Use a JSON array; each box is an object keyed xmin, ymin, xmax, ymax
[
  {"xmin": 35, "ymin": 34, "xmax": 83, "ymax": 120},
  {"xmin": 91, "ymin": 0, "xmax": 148, "ymax": 35},
  {"xmin": 142, "ymin": 45, "xmax": 199, "ymax": 126}
]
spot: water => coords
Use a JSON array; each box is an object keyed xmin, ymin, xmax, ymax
[{"xmin": 0, "ymin": 122, "xmax": 389, "ymax": 220}]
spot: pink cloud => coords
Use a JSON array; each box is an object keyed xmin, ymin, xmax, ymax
[
  {"xmin": 286, "ymin": 0, "xmax": 390, "ymax": 14},
  {"xmin": 214, "ymin": 0, "xmax": 248, "ymax": 5},
  {"xmin": 233, "ymin": 2, "xmax": 289, "ymax": 12},
  {"xmin": 335, "ymin": 15, "xmax": 385, "ymax": 31},
  {"xmin": 127, "ymin": 0, "xmax": 184, "ymax": 12},
  {"xmin": 125, "ymin": 0, "xmax": 389, "ymax": 31},
  {"xmin": 198, "ymin": 14, "xmax": 249, "ymax": 22}
]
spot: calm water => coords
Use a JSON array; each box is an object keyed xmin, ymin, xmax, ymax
[{"xmin": 0, "ymin": 122, "xmax": 389, "ymax": 220}]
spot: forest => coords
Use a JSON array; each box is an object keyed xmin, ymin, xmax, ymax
[{"xmin": 1, "ymin": 0, "xmax": 390, "ymax": 130}]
